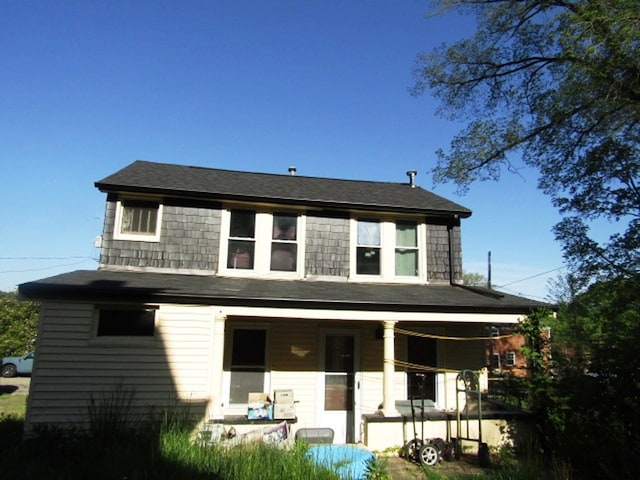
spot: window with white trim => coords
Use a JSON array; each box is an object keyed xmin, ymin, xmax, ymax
[
  {"xmin": 395, "ymin": 221, "xmax": 418, "ymax": 276},
  {"xmin": 227, "ymin": 209, "xmax": 256, "ymax": 269},
  {"xmin": 228, "ymin": 328, "xmax": 267, "ymax": 404},
  {"xmin": 114, "ymin": 199, "xmax": 162, "ymax": 242},
  {"xmin": 352, "ymin": 217, "xmax": 424, "ymax": 281},
  {"xmin": 356, "ymin": 219, "xmax": 381, "ymax": 275},
  {"xmin": 223, "ymin": 208, "xmax": 303, "ymax": 275},
  {"xmin": 505, "ymin": 351, "xmax": 517, "ymax": 367}
]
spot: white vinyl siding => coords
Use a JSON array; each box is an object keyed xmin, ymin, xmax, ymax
[{"xmin": 26, "ymin": 302, "xmax": 213, "ymax": 431}]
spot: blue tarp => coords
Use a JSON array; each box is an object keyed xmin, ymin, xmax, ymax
[{"xmin": 307, "ymin": 444, "xmax": 375, "ymax": 480}]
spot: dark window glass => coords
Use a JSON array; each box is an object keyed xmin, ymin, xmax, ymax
[
  {"xmin": 230, "ymin": 329, "xmax": 266, "ymax": 403},
  {"xmin": 407, "ymin": 335, "xmax": 437, "ymax": 401},
  {"xmin": 356, "ymin": 247, "xmax": 380, "ymax": 274},
  {"xmin": 229, "ymin": 210, "xmax": 255, "ymax": 238},
  {"xmin": 98, "ymin": 309, "xmax": 155, "ymax": 336}
]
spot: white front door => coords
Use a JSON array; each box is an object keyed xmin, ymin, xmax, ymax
[{"xmin": 317, "ymin": 332, "xmax": 360, "ymax": 443}]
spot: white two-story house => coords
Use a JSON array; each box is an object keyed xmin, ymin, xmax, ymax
[{"xmin": 19, "ymin": 160, "xmax": 546, "ymax": 448}]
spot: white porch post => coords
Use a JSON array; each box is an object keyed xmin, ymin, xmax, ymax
[
  {"xmin": 208, "ymin": 312, "xmax": 226, "ymax": 420},
  {"xmin": 381, "ymin": 320, "xmax": 400, "ymax": 417}
]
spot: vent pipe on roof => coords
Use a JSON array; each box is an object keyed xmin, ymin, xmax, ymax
[
  {"xmin": 288, "ymin": 166, "xmax": 297, "ymax": 176},
  {"xmin": 406, "ymin": 170, "xmax": 417, "ymax": 188}
]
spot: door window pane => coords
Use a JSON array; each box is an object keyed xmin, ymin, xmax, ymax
[{"xmin": 324, "ymin": 335, "xmax": 354, "ymax": 412}]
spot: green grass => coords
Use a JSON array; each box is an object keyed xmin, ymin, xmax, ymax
[
  {"xmin": 0, "ymin": 412, "xmax": 347, "ymax": 480},
  {"xmin": 0, "ymin": 390, "xmax": 28, "ymax": 418},
  {"xmin": 0, "ymin": 388, "xmax": 560, "ymax": 480}
]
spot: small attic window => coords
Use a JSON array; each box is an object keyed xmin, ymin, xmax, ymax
[{"xmin": 114, "ymin": 198, "xmax": 162, "ymax": 242}]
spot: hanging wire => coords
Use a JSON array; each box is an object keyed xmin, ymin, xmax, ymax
[
  {"xmin": 393, "ymin": 359, "xmax": 467, "ymax": 375},
  {"xmin": 395, "ymin": 327, "xmax": 515, "ymax": 341}
]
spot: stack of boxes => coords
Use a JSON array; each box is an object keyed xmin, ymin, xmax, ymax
[{"xmin": 273, "ymin": 389, "xmax": 296, "ymax": 420}]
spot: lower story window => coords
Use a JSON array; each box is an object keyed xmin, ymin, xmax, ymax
[
  {"xmin": 229, "ymin": 329, "xmax": 267, "ymax": 404},
  {"xmin": 97, "ymin": 308, "xmax": 156, "ymax": 337},
  {"xmin": 407, "ymin": 335, "xmax": 437, "ymax": 402}
]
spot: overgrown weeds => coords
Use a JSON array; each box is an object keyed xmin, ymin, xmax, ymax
[{"xmin": 0, "ymin": 384, "xmax": 345, "ymax": 480}]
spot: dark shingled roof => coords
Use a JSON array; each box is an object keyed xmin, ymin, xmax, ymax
[
  {"xmin": 19, "ymin": 270, "xmax": 550, "ymax": 314},
  {"xmin": 95, "ymin": 160, "xmax": 472, "ymax": 217}
]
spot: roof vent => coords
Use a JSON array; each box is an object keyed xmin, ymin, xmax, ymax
[
  {"xmin": 288, "ymin": 166, "xmax": 297, "ymax": 176},
  {"xmin": 406, "ymin": 170, "xmax": 417, "ymax": 188}
]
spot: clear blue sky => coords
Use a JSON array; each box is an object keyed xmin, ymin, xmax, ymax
[{"xmin": 0, "ymin": 0, "xmax": 566, "ymax": 300}]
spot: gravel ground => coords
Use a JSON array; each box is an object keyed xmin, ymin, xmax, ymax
[{"xmin": 0, "ymin": 376, "xmax": 31, "ymax": 394}]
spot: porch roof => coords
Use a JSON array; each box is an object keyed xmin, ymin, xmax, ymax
[{"xmin": 19, "ymin": 270, "xmax": 551, "ymax": 314}]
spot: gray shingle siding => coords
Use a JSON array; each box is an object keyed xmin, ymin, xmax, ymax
[
  {"xmin": 305, "ymin": 214, "xmax": 350, "ymax": 277},
  {"xmin": 426, "ymin": 223, "xmax": 462, "ymax": 283},
  {"xmin": 100, "ymin": 198, "xmax": 221, "ymax": 271},
  {"xmin": 100, "ymin": 200, "xmax": 464, "ymax": 282}
]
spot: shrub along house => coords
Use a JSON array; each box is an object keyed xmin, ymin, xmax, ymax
[{"xmin": 19, "ymin": 160, "xmax": 546, "ymax": 449}]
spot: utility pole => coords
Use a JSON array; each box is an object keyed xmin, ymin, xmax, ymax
[{"xmin": 487, "ymin": 251, "xmax": 492, "ymax": 289}]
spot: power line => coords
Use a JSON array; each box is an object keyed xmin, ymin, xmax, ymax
[
  {"xmin": 494, "ymin": 265, "xmax": 566, "ymax": 288},
  {"xmin": 0, "ymin": 258, "xmax": 96, "ymax": 274},
  {"xmin": 0, "ymin": 256, "xmax": 90, "ymax": 260}
]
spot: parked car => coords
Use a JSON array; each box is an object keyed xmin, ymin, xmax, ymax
[{"xmin": 1, "ymin": 352, "xmax": 35, "ymax": 377}]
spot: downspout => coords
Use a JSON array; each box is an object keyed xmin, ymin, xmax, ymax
[{"xmin": 448, "ymin": 215, "xmax": 458, "ymax": 284}]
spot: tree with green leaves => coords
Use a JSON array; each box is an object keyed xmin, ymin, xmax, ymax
[
  {"xmin": 0, "ymin": 291, "xmax": 39, "ymax": 358},
  {"xmin": 413, "ymin": 0, "xmax": 640, "ymax": 284},
  {"xmin": 462, "ymin": 270, "xmax": 488, "ymax": 287}
]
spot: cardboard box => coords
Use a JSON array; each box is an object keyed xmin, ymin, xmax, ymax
[
  {"xmin": 273, "ymin": 403, "xmax": 296, "ymax": 419},
  {"xmin": 248, "ymin": 392, "xmax": 271, "ymax": 404},
  {"xmin": 273, "ymin": 389, "xmax": 294, "ymax": 404}
]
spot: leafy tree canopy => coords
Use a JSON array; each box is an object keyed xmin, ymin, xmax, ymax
[
  {"xmin": 413, "ymin": 0, "xmax": 640, "ymax": 283},
  {"xmin": 0, "ymin": 291, "xmax": 39, "ymax": 357},
  {"xmin": 462, "ymin": 270, "xmax": 488, "ymax": 287}
]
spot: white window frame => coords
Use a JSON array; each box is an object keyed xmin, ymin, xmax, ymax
[
  {"xmin": 219, "ymin": 207, "xmax": 305, "ymax": 278},
  {"xmin": 113, "ymin": 198, "xmax": 163, "ymax": 242},
  {"xmin": 222, "ymin": 324, "xmax": 271, "ymax": 412},
  {"xmin": 350, "ymin": 216, "xmax": 426, "ymax": 282},
  {"xmin": 505, "ymin": 351, "xmax": 517, "ymax": 367}
]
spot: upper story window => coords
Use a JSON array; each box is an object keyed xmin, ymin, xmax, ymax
[
  {"xmin": 271, "ymin": 213, "xmax": 298, "ymax": 271},
  {"xmin": 395, "ymin": 221, "xmax": 418, "ymax": 277},
  {"xmin": 223, "ymin": 208, "xmax": 303, "ymax": 276},
  {"xmin": 114, "ymin": 198, "xmax": 163, "ymax": 242},
  {"xmin": 228, "ymin": 209, "xmax": 256, "ymax": 269},
  {"xmin": 352, "ymin": 217, "xmax": 424, "ymax": 281},
  {"xmin": 356, "ymin": 219, "xmax": 380, "ymax": 275}
]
